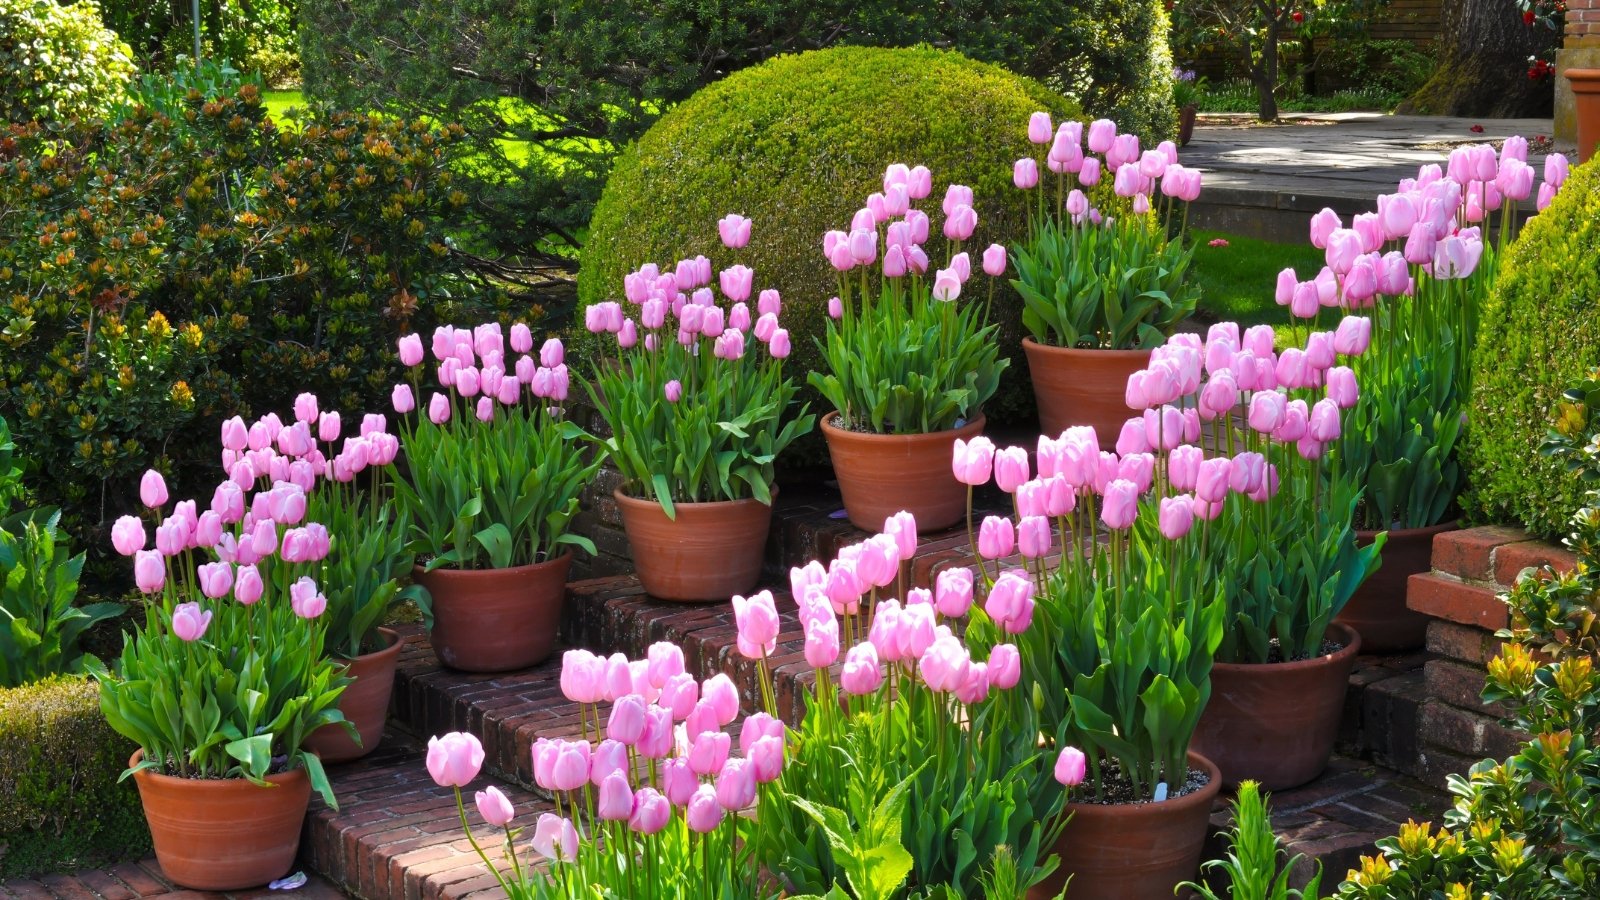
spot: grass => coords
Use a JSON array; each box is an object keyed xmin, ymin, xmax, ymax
[
  {"xmin": 1189, "ymin": 229, "xmax": 1325, "ymax": 327},
  {"xmin": 262, "ymin": 89, "xmax": 305, "ymax": 126}
]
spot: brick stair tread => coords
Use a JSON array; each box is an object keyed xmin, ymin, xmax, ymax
[{"xmin": 304, "ymin": 731, "xmax": 550, "ymax": 900}]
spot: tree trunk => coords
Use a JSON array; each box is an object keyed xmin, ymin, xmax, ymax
[
  {"xmin": 1253, "ymin": 25, "xmax": 1281, "ymax": 121},
  {"xmin": 1399, "ymin": 0, "xmax": 1557, "ymax": 117}
]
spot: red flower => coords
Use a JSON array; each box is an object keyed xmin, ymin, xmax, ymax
[
  {"xmin": 1470, "ymin": 124, "xmax": 1485, "ymax": 133},
  {"xmin": 1292, "ymin": 10, "xmax": 1305, "ymax": 22},
  {"xmin": 1524, "ymin": 9, "xmax": 1536, "ymax": 24}
]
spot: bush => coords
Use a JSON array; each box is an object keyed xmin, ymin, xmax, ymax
[
  {"xmin": 0, "ymin": 0, "xmax": 135, "ymax": 127},
  {"xmin": 580, "ymin": 46, "xmax": 1080, "ymax": 425},
  {"xmin": 99, "ymin": 0, "xmax": 297, "ymax": 81},
  {"xmin": 0, "ymin": 75, "xmax": 513, "ymax": 571},
  {"xmin": 300, "ymin": 0, "xmax": 1169, "ymax": 269},
  {"xmin": 0, "ymin": 675, "xmax": 148, "ymax": 877},
  {"xmin": 1464, "ymin": 159, "xmax": 1600, "ymax": 539}
]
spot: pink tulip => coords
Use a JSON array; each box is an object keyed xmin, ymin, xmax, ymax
[
  {"xmin": 1196, "ymin": 457, "xmax": 1234, "ymax": 503},
  {"xmin": 989, "ymin": 644, "xmax": 1021, "ymax": 690},
  {"xmin": 1247, "ymin": 391, "xmax": 1287, "ymax": 434},
  {"xmin": 1309, "ymin": 398, "xmax": 1343, "ymax": 442},
  {"xmin": 1157, "ymin": 495, "xmax": 1195, "ymax": 541},
  {"xmin": 935, "ymin": 567, "xmax": 975, "ymax": 618},
  {"xmin": 1087, "ymin": 119, "xmax": 1117, "ymax": 154},
  {"xmin": 804, "ymin": 615, "xmax": 840, "ymax": 668},
  {"xmin": 715, "ymin": 758, "xmax": 757, "ymax": 811},
  {"xmin": 233, "ymin": 564, "xmax": 263, "ymax": 605},
  {"xmin": 426, "ymin": 732, "xmax": 485, "ymax": 787},
  {"xmin": 630, "ymin": 788, "xmax": 671, "ymax": 834},
  {"xmin": 196, "ymin": 561, "xmax": 233, "ymax": 599},
  {"xmin": 827, "ymin": 296, "xmax": 843, "ymax": 319},
  {"xmin": 840, "ymin": 643, "xmax": 883, "ymax": 695},
  {"xmin": 1028, "ymin": 111, "xmax": 1053, "ymax": 144},
  {"xmin": 428, "ymin": 393, "xmax": 450, "ymax": 424},
  {"xmin": 1099, "ymin": 479, "xmax": 1139, "ymax": 530},
  {"xmin": 134, "ymin": 549, "xmax": 164, "ymax": 593},
  {"xmin": 1018, "ymin": 515, "xmax": 1052, "ymax": 558},
  {"xmin": 290, "ymin": 576, "xmax": 326, "ymax": 619},
  {"xmin": 140, "ymin": 470, "xmax": 168, "ymax": 509},
  {"xmin": 111, "ymin": 516, "xmax": 146, "ymax": 556},
  {"xmin": 1013, "ymin": 157, "xmax": 1040, "ymax": 189},
  {"xmin": 1055, "ymin": 747, "xmax": 1087, "ymax": 786},
  {"xmin": 702, "ymin": 673, "xmax": 739, "ymax": 725},
  {"xmin": 749, "ymin": 734, "xmax": 785, "ymax": 784},
  {"xmin": 607, "ymin": 693, "xmax": 647, "ymax": 746},
  {"xmin": 559, "ymin": 649, "xmax": 605, "ymax": 704},
  {"xmin": 1118, "ymin": 452, "xmax": 1156, "ymax": 493},
  {"xmin": 531, "ymin": 813, "xmax": 578, "ymax": 862},
  {"xmin": 686, "ymin": 785, "xmax": 725, "ymax": 833},
  {"xmin": 955, "ymin": 662, "xmax": 991, "ymax": 705},
  {"xmin": 769, "ymin": 329, "xmax": 792, "ymax": 359},
  {"xmin": 548, "ymin": 741, "xmax": 590, "ymax": 792},
  {"xmin": 952, "ymin": 436, "xmax": 996, "ymax": 486},
  {"xmin": 220, "ymin": 416, "xmax": 248, "ymax": 451},
  {"xmin": 978, "ymin": 515, "xmax": 1015, "ymax": 559},
  {"xmin": 1327, "ymin": 366, "xmax": 1359, "ymax": 408},
  {"xmin": 1404, "ymin": 221, "xmax": 1437, "ymax": 266},
  {"xmin": 590, "ymin": 770, "xmax": 632, "ymax": 822},
  {"xmin": 645, "ymin": 642, "xmax": 685, "ymax": 689},
  {"xmin": 170, "ymin": 602, "xmax": 210, "ymax": 641},
  {"xmin": 918, "ymin": 634, "xmax": 972, "ymax": 693},
  {"xmin": 475, "ymin": 785, "xmax": 515, "ymax": 827},
  {"xmin": 733, "ymin": 590, "xmax": 780, "ymax": 660},
  {"xmin": 1275, "ymin": 400, "xmax": 1310, "ymax": 443},
  {"xmin": 985, "ymin": 570, "xmax": 1036, "ymax": 634},
  {"xmin": 688, "ymin": 731, "xmax": 731, "ymax": 777}
]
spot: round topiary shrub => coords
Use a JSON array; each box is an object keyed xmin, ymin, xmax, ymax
[
  {"xmin": 0, "ymin": 0, "xmax": 134, "ymax": 127},
  {"xmin": 578, "ymin": 45, "xmax": 1081, "ymax": 424},
  {"xmin": 1464, "ymin": 158, "xmax": 1600, "ymax": 539}
]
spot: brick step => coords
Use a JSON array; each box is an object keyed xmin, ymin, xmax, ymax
[{"xmin": 303, "ymin": 731, "xmax": 549, "ymax": 900}]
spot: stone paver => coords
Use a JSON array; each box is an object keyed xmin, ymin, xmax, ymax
[{"xmin": 0, "ymin": 862, "xmax": 348, "ymax": 900}]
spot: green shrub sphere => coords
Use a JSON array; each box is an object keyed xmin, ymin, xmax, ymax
[
  {"xmin": 1464, "ymin": 158, "xmax": 1600, "ymax": 538},
  {"xmin": 578, "ymin": 45, "xmax": 1081, "ymax": 422},
  {"xmin": 0, "ymin": 0, "xmax": 134, "ymax": 127}
]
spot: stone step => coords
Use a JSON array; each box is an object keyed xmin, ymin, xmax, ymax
[{"xmin": 302, "ymin": 732, "xmax": 549, "ymax": 900}]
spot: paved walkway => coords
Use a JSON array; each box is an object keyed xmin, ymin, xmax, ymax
[
  {"xmin": 1186, "ymin": 112, "xmax": 1568, "ymax": 202},
  {"xmin": 0, "ymin": 860, "xmax": 348, "ymax": 900}
]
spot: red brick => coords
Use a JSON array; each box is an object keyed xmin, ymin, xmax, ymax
[
  {"xmin": 107, "ymin": 864, "xmax": 168, "ymax": 898},
  {"xmin": 36, "ymin": 876, "xmax": 97, "ymax": 900},
  {"xmin": 1423, "ymin": 659, "xmax": 1504, "ymax": 717},
  {"xmin": 1406, "ymin": 573, "xmax": 1507, "ymax": 630},
  {"xmin": 2, "ymin": 881, "xmax": 55, "ymax": 900},
  {"xmin": 1491, "ymin": 539, "xmax": 1579, "ymax": 587},
  {"xmin": 1419, "ymin": 699, "xmax": 1527, "ymax": 760},
  {"xmin": 72, "ymin": 871, "xmax": 136, "ymax": 900},
  {"xmin": 1429, "ymin": 526, "xmax": 1529, "ymax": 582},
  {"xmin": 1425, "ymin": 620, "xmax": 1506, "ymax": 665}
]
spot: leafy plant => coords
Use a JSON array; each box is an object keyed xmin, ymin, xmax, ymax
[
  {"xmin": 308, "ymin": 488, "xmax": 428, "ymax": 659},
  {"xmin": 1183, "ymin": 780, "xmax": 1323, "ymax": 899},
  {"xmin": 391, "ymin": 327, "xmax": 602, "ymax": 571},
  {"xmin": 0, "ymin": 510, "xmax": 122, "ymax": 688},
  {"xmin": 0, "ymin": 0, "xmax": 134, "ymax": 127},
  {"xmin": 788, "ymin": 767, "xmax": 921, "ymax": 900}
]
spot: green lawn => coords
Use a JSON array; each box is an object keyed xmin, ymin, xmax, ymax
[
  {"xmin": 1189, "ymin": 229, "xmax": 1326, "ymax": 327},
  {"xmin": 263, "ymin": 89, "xmax": 305, "ymax": 125}
]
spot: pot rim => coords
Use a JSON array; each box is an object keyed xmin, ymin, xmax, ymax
[
  {"xmin": 1210, "ymin": 621, "xmax": 1363, "ymax": 675},
  {"xmin": 339, "ymin": 625, "xmax": 404, "ymax": 665},
  {"xmin": 820, "ymin": 410, "xmax": 986, "ymax": 441},
  {"xmin": 613, "ymin": 486, "xmax": 778, "ymax": 510},
  {"xmin": 128, "ymin": 749, "xmax": 310, "ymax": 788},
  {"xmin": 1354, "ymin": 519, "xmax": 1460, "ymax": 541},
  {"xmin": 411, "ymin": 549, "xmax": 573, "ymax": 578},
  {"xmin": 1061, "ymin": 750, "xmax": 1222, "ymax": 813},
  {"xmin": 1021, "ymin": 336, "xmax": 1158, "ymax": 359}
]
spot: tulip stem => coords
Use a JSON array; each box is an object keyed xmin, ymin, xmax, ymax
[{"xmin": 454, "ymin": 787, "xmax": 514, "ymax": 897}]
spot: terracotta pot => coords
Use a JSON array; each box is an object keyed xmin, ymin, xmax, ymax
[
  {"xmin": 1568, "ymin": 69, "xmax": 1600, "ymax": 163},
  {"xmin": 1190, "ymin": 622, "xmax": 1362, "ymax": 790},
  {"xmin": 130, "ymin": 750, "xmax": 311, "ymax": 891},
  {"xmin": 614, "ymin": 489, "xmax": 772, "ymax": 602},
  {"xmin": 302, "ymin": 626, "xmax": 402, "ymax": 763},
  {"xmin": 1178, "ymin": 104, "xmax": 1199, "ymax": 147},
  {"xmin": 1029, "ymin": 752, "xmax": 1221, "ymax": 900},
  {"xmin": 820, "ymin": 412, "xmax": 985, "ymax": 532},
  {"xmin": 415, "ymin": 553, "xmax": 572, "ymax": 672},
  {"xmin": 1022, "ymin": 338, "xmax": 1150, "ymax": 449},
  {"xmin": 1336, "ymin": 521, "xmax": 1459, "ymax": 653}
]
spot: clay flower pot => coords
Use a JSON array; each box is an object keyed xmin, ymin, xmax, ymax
[
  {"xmin": 1568, "ymin": 69, "xmax": 1600, "ymax": 163},
  {"xmin": 1337, "ymin": 521, "xmax": 1459, "ymax": 653},
  {"xmin": 415, "ymin": 552, "xmax": 572, "ymax": 672},
  {"xmin": 1190, "ymin": 622, "xmax": 1362, "ymax": 791},
  {"xmin": 302, "ymin": 626, "xmax": 403, "ymax": 764},
  {"xmin": 1022, "ymin": 338, "xmax": 1150, "ymax": 449},
  {"xmin": 615, "ymin": 489, "xmax": 772, "ymax": 602},
  {"xmin": 820, "ymin": 411, "xmax": 985, "ymax": 532},
  {"xmin": 130, "ymin": 750, "xmax": 312, "ymax": 891},
  {"xmin": 1178, "ymin": 104, "xmax": 1199, "ymax": 147},
  {"xmin": 1029, "ymin": 752, "xmax": 1221, "ymax": 900}
]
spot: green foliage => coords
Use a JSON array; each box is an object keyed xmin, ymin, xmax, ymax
[
  {"xmin": 302, "ymin": 0, "xmax": 1173, "ymax": 268},
  {"xmin": 812, "ymin": 274, "xmax": 1006, "ymax": 435},
  {"xmin": 1335, "ymin": 495, "xmax": 1600, "ymax": 898},
  {"xmin": 0, "ymin": 509, "xmax": 122, "ymax": 687},
  {"xmin": 0, "ymin": 0, "xmax": 135, "ymax": 128},
  {"xmin": 0, "ymin": 416, "xmax": 24, "ymax": 512},
  {"xmin": 1013, "ymin": 216, "xmax": 1199, "ymax": 350},
  {"xmin": 787, "ymin": 767, "xmax": 921, "ymax": 900},
  {"xmin": 1184, "ymin": 781, "xmax": 1323, "ymax": 900},
  {"xmin": 1464, "ymin": 159, "xmax": 1600, "ymax": 540},
  {"xmin": 392, "ymin": 402, "xmax": 601, "ymax": 571},
  {"xmin": 1188, "ymin": 229, "xmax": 1322, "ymax": 327},
  {"xmin": 99, "ymin": 0, "xmax": 297, "ymax": 81},
  {"xmin": 0, "ymin": 72, "xmax": 509, "ymax": 567},
  {"xmin": 582, "ymin": 46, "xmax": 1078, "ymax": 424},
  {"xmin": 308, "ymin": 488, "xmax": 428, "ymax": 658},
  {"xmin": 0, "ymin": 675, "xmax": 148, "ymax": 877}
]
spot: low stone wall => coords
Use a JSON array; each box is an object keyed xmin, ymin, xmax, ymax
[{"xmin": 1386, "ymin": 526, "xmax": 1577, "ymax": 786}]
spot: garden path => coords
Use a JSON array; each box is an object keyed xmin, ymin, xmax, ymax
[
  {"xmin": 1186, "ymin": 112, "xmax": 1566, "ymax": 242},
  {"xmin": 0, "ymin": 862, "xmax": 349, "ymax": 900}
]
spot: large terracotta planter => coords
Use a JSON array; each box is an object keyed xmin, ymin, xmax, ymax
[
  {"xmin": 615, "ymin": 489, "xmax": 772, "ymax": 602},
  {"xmin": 130, "ymin": 750, "xmax": 311, "ymax": 891},
  {"xmin": 820, "ymin": 411, "xmax": 985, "ymax": 532},
  {"xmin": 1568, "ymin": 69, "xmax": 1600, "ymax": 163},
  {"xmin": 1337, "ymin": 522, "xmax": 1459, "ymax": 654},
  {"xmin": 302, "ymin": 626, "xmax": 403, "ymax": 763},
  {"xmin": 415, "ymin": 553, "xmax": 572, "ymax": 672},
  {"xmin": 1178, "ymin": 104, "xmax": 1199, "ymax": 147},
  {"xmin": 1022, "ymin": 338, "xmax": 1150, "ymax": 449},
  {"xmin": 1029, "ymin": 752, "xmax": 1221, "ymax": 900},
  {"xmin": 1190, "ymin": 622, "xmax": 1362, "ymax": 790}
]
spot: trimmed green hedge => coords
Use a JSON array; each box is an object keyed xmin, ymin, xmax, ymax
[
  {"xmin": 579, "ymin": 46, "xmax": 1080, "ymax": 425},
  {"xmin": 1464, "ymin": 159, "xmax": 1600, "ymax": 539},
  {"xmin": 0, "ymin": 0, "xmax": 134, "ymax": 128},
  {"xmin": 0, "ymin": 675, "xmax": 148, "ymax": 877}
]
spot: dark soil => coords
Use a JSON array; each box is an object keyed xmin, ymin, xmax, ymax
[
  {"xmin": 1263, "ymin": 638, "xmax": 1344, "ymax": 664},
  {"xmin": 1075, "ymin": 757, "xmax": 1211, "ymax": 805}
]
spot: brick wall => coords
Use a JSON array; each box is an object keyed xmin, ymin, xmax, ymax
[
  {"xmin": 1389, "ymin": 527, "xmax": 1578, "ymax": 786},
  {"xmin": 1571, "ymin": 0, "xmax": 1600, "ymax": 44}
]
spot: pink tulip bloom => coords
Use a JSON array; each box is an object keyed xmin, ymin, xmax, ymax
[
  {"xmin": 985, "ymin": 570, "xmax": 1036, "ymax": 634},
  {"xmin": 1308, "ymin": 208, "xmax": 1341, "ymax": 249},
  {"xmin": 1309, "ymin": 398, "xmax": 1343, "ymax": 442},
  {"xmin": 426, "ymin": 732, "xmax": 485, "ymax": 788},
  {"xmin": 978, "ymin": 515, "xmax": 1016, "ymax": 560},
  {"xmin": 168, "ymin": 602, "xmax": 209, "ymax": 642},
  {"xmin": 715, "ymin": 758, "xmax": 757, "ymax": 811},
  {"xmin": 590, "ymin": 770, "xmax": 632, "ymax": 822},
  {"xmin": 1115, "ymin": 418, "xmax": 1149, "ymax": 456},
  {"xmin": 1028, "ymin": 111, "xmax": 1053, "ymax": 144},
  {"xmin": 1055, "ymin": 747, "xmax": 1087, "ymax": 787},
  {"xmin": 718, "ymin": 213, "xmax": 752, "ymax": 249},
  {"xmin": 475, "ymin": 785, "xmax": 515, "ymax": 827},
  {"xmin": 133, "ymin": 549, "xmax": 165, "ymax": 593},
  {"xmin": 1275, "ymin": 400, "xmax": 1310, "ymax": 443},
  {"xmin": 1195, "ymin": 457, "xmax": 1234, "ymax": 504},
  {"xmin": 701, "ymin": 673, "xmax": 739, "ymax": 726},
  {"xmin": 1012, "ymin": 156, "xmax": 1041, "ymax": 190},
  {"xmin": 290, "ymin": 576, "xmax": 326, "ymax": 619},
  {"xmin": 688, "ymin": 730, "xmax": 732, "ymax": 777},
  {"xmin": 229, "ymin": 564, "xmax": 261, "ymax": 605},
  {"xmin": 1099, "ymin": 479, "xmax": 1139, "ymax": 531},
  {"xmin": 840, "ymin": 643, "xmax": 883, "ymax": 695},
  {"xmin": 532, "ymin": 813, "xmax": 578, "ymax": 862},
  {"xmin": 1333, "ymin": 316, "xmax": 1372, "ymax": 356},
  {"xmin": 140, "ymin": 470, "xmax": 168, "ymax": 509},
  {"xmin": 1327, "ymin": 366, "xmax": 1359, "ymax": 409},
  {"xmin": 685, "ymin": 784, "xmax": 725, "ymax": 834},
  {"xmin": 733, "ymin": 590, "xmax": 780, "ymax": 660},
  {"xmin": 630, "ymin": 788, "xmax": 671, "ymax": 834},
  {"xmin": 1018, "ymin": 515, "xmax": 1052, "ymax": 558},
  {"xmin": 111, "ymin": 516, "xmax": 146, "ymax": 556},
  {"xmin": 931, "ymin": 566, "xmax": 974, "ymax": 618},
  {"xmin": 1086, "ymin": 118, "xmax": 1116, "ymax": 154},
  {"xmin": 951, "ymin": 436, "xmax": 996, "ymax": 486}
]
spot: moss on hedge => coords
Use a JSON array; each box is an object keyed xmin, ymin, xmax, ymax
[
  {"xmin": 0, "ymin": 675, "xmax": 149, "ymax": 877},
  {"xmin": 1463, "ymin": 158, "xmax": 1600, "ymax": 539},
  {"xmin": 578, "ymin": 45, "xmax": 1081, "ymax": 428}
]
